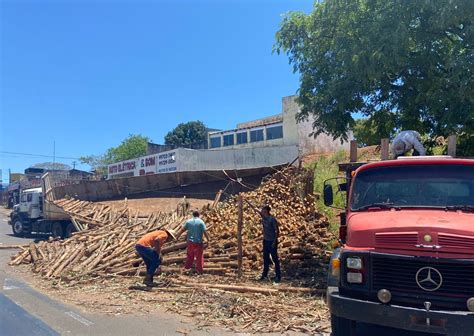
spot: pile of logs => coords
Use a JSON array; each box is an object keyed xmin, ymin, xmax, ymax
[
  {"xmin": 10, "ymin": 166, "xmax": 333, "ymax": 281},
  {"xmin": 202, "ymin": 166, "xmax": 333, "ymax": 276}
]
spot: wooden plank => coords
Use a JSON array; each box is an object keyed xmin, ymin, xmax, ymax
[
  {"xmin": 237, "ymin": 195, "xmax": 243, "ymax": 278},
  {"xmin": 349, "ymin": 140, "xmax": 358, "ymax": 162},
  {"xmin": 381, "ymin": 138, "xmax": 390, "ymax": 160},
  {"xmin": 448, "ymin": 135, "xmax": 457, "ymax": 157}
]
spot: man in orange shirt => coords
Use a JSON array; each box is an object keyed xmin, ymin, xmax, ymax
[{"xmin": 135, "ymin": 229, "xmax": 177, "ymax": 286}]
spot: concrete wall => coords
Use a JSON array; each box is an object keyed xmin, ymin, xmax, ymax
[
  {"xmin": 50, "ymin": 165, "xmax": 286, "ymax": 201},
  {"xmin": 282, "ymin": 95, "xmax": 352, "ymax": 154},
  {"xmin": 176, "ymin": 145, "xmax": 298, "ymax": 171}
]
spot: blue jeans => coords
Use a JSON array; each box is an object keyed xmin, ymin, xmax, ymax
[
  {"xmin": 135, "ymin": 245, "xmax": 161, "ymax": 276},
  {"xmin": 262, "ymin": 240, "xmax": 281, "ymax": 279}
]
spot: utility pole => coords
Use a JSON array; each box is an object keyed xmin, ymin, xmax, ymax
[
  {"xmin": 53, "ymin": 141, "xmax": 56, "ymax": 170},
  {"xmin": 72, "ymin": 161, "xmax": 77, "ymax": 169}
]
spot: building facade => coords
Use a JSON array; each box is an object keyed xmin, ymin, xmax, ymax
[
  {"xmin": 207, "ymin": 96, "xmax": 351, "ymax": 155},
  {"xmin": 107, "ymin": 95, "xmax": 351, "ymax": 179}
]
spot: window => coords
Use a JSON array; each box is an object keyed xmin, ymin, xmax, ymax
[
  {"xmin": 210, "ymin": 137, "xmax": 221, "ymax": 148},
  {"xmin": 266, "ymin": 125, "xmax": 283, "ymax": 140},
  {"xmin": 351, "ymin": 165, "xmax": 474, "ymax": 210},
  {"xmin": 236, "ymin": 132, "xmax": 248, "ymax": 144},
  {"xmin": 250, "ymin": 129, "xmax": 264, "ymax": 142},
  {"xmin": 223, "ymin": 134, "xmax": 234, "ymax": 146},
  {"xmin": 27, "ymin": 193, "xmax": 33, "ymax": 202}
]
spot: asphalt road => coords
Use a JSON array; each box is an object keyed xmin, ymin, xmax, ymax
[
  {"xmin": 0, "ymin": 209, "xmax": 439, "ymax": 336},
  {"xmin": 0, "ymin": 209, "xmax": 237, "ymax": 336}
]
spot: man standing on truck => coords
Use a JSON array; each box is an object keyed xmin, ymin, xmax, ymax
[
  {"xmin": 175, "ymin": 210, "xmax": 210, "ymax": 275},
  {"xmin": 391, "ymin": 130, "xmax": 426, "ymax": 158},
  {"xmin": 135, "ymin": 229, "xmax": 177, "ymax": 287},
  {"xmin": 247, "ymin": 202, "xmax": 281, "ymax": 283}
]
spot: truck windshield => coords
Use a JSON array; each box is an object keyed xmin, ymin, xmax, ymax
[{"xmin": 351, "ymin": 164, "xmax": 474, "ymax": 211}]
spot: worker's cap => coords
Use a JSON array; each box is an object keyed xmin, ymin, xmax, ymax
[
  {"xmin": 393, "ymin": 142, "xmax": 406, "ymax": 155},
  {"xmin": 165, "ymin": 228, "xmax": 177, "ymax": 241}
]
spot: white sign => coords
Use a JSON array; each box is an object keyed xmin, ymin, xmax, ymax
[
  {"xmin": 137, "ymin": 154, "xmax": 157, "ymax": 176},
  {"xmin": 157, "ymin": 150, "xmax": 177, "ymax": 173},
  {"xmin": 108, "ymin": 159, "xmax": 138, "ymax": 178}
]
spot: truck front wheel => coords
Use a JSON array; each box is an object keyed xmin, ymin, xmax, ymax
[
  {"xmin": 51, "ymin": 222, "xmax": 64, "ymax": 238},
  {"xmin": 12, "ymin": 218, "xmax": 25, "ymax": 237},
  {"xmin": 64, "ymin": 222, "xmax": 76, "ymax": 238},
  {"xmin": 331, "ymin": 314, "xmax": 355, "ymax": 336}
]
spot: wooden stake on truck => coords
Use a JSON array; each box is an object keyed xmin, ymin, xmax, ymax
[{"xmin": 237, "ymin": 195, "xmax": 243, "ymax": 278}]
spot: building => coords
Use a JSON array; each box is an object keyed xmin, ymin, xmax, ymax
[
  {"xmin": 207, "ymin": 95, "xmax": 350, "ymax": 155},
  {"xmin": 146, "ymin": 128, "xmax": 221, "ymax": 155},
  {"xmin": 106, "ymin": 95, "xmax": 351, "ymax": 179}
]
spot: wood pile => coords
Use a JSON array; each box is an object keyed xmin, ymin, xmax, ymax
[
  {"xmin": 10, "ymin": 166, "xmax": 333, "ymax": 282},
  {"xmin": 202, "ymin": 166, "xmax": 333, "ymax": 276}
]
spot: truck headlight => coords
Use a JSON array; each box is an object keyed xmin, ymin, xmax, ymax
[
  {"xmin": 467, "ymin": 298, "xmax": 474, "ymax": 312},
  {"xmin": 331, "ymin": 258, "xmax": 341, "ymax": 278},
  {"xmin": 347, "ymin": 272, "xmax": 363, "ymax": 284},
  {"xmin": 347, "ymin": 257, "xmax": 363, "ymax": 270}
]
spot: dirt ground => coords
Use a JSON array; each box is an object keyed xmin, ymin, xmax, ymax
[
  {"xmin": 102, "ymin": 197, "xmax": 214, "ymax": 215},
  {"xmin": 9, "ymin": 264, "xmax": 330, "ymax": 334}
]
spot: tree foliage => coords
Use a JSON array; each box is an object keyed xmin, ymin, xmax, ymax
[
  {"xmin": 105, "ymin": 134, "xmax": 149, "ymax": 163},
  {"xmin": 353, "ymin": 111, "xmax": 397, "ymax": 146},
  {"xmin": 164, "ymin": 121, "xmax": 207, "ymax": 147},
  {"xmin": 275, "ymin": 0, "xmax": 473, "ymax": 152},
  {"xmin": 80, "ymin": 134, "xmax": 150, "ymax": 173}
]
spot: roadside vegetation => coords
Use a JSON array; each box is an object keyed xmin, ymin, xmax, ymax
[{"xmin": 308, "ymin": 150, "xmax": 347, "ymax": 235}]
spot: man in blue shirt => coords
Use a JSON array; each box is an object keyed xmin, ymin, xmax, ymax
[{"xmin": 176, "ymin": 210, "xmax": 210, "ymax": 274}]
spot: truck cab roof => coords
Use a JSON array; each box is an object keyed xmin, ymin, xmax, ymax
[
  {"xmin": 22, "ymin": 187, "xmax": 42, "ymax": 194},
  {"xmin": 356, "ymin": 157, "xmax": 474, "ymax": 174}
]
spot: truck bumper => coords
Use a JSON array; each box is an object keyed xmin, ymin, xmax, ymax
[{"xmin": 328, "ymin": 290, "xmax": 474, "ymax": 336}]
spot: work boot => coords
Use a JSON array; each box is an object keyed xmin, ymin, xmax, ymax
[
  {"xmin": 272, "ymin": 277, "xmax": 281, "ymax": 284},
  {"xmin": 143, "ymin": 275, "xmax": 154, "ymax": 287},
  {"xmin": 258, "ymin": 275, "xmax": 268, "ymax": 282}
]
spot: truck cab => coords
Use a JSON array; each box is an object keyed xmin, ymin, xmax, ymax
[
  {"xmin": 9, "ymin": 175, "xmax": 75, "ymax": 238},
  {"xmin": 17, "ymin": 187, "xmax": 43, "ymax": 220},
  {"xmin": 325, "ymin": 157, "xmax": 474, "ymax": 335}
]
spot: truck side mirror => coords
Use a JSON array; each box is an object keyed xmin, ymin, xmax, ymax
[
  {"xmin": 324, "ymin": 184, "xmax": 334, "ymax": 206},
  {"xmin": 338, "ymin": 182, "xmax": 347, "ymax": 192}
]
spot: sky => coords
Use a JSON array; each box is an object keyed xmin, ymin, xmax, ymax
[{"xmin": 0, "ymin": 0, "xmax": 314, "ymax": 183}]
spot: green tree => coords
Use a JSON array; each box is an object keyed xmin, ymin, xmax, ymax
[
  {"xmin": 353, "ymin": 111, "xmax": 397, "ymax": 146},
  {"xmin": 275, "ymin": 0, "xmax": 473, "ymax": 153},
  {"xmin": 164, "ymin": 121, "xmax": 207, "ymax": 147},
  {"xmin": 105, "ymin": 134, "xmax": 149, "ymax": 162},
  {"xmin": 80, "ymin": 134, "xmax": 150, "ymax": 173}
]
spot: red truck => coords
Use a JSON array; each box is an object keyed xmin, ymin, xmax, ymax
[{"xmin": 324, "ymin": 156, "xmax": 474, "ymax": 336}]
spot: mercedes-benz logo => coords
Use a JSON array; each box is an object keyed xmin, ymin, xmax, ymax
[{"xmin": 416, "ymin": 267, "xmax": 443, "ymax": 291}]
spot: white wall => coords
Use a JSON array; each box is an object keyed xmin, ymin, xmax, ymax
[{"xmin": 177, "ymin": 145, "xmax": 299, "ymax": 171}]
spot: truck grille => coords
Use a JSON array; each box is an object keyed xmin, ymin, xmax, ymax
[
  {"xmin": 438, "ymin": 233, "xmax": 474, "ymax": 249},
  {"xmin": 375, "ymin": 232, "xmax": 417, "ymax": 248},
  {"xmin": 372, "ymin": 254, "xmax": 474, "ymax": 309}
]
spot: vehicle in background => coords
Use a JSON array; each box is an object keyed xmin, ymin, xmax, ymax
[
  {"xmin": 324, "ymin": 157, "xmax": 474, "ymax": 336},
  {"xmin": 8, "ymin": 174, "xmax": 75, "ymax": 238}
]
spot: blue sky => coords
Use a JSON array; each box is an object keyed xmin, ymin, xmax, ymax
[{"xmin": 0, "ymin": 0, "xmax": 313, "ymax": 182}]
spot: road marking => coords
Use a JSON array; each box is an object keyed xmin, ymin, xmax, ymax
[
  {"xmin": 3, "ymin": 278, "xmax": 22, "ymax": 291},
  {"xmin": 64, "ymin": 311, "xmax": 94, "ymax": 326}
]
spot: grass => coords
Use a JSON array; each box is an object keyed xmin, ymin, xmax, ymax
[{"xmin": 307, "ymin": 150, "xmax": 347, "ymax": 235}]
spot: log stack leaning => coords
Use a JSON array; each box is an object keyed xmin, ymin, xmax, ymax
[{"xmin": 10, "ymin": 167, "xmax": 333, "ymax": 281}]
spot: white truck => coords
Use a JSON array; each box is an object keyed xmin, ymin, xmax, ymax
[{"xmin": 8, "ymin": 174, "xmax": 76, "ymax": 238}]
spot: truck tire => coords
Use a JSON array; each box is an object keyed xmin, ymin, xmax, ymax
[
  {"xmin": 64, "ymin": 222, "xmax": 76, "ymax": 238},
  {"xmin": 331, "ymin": 314, "xmax": 355, "ymax": 336},
  {"xmin": 51, "ymin": 222, "xmax": 64, "ymax": 238},
  {"xmin": 12, "ymin": 218, "xmax": 25, "ymax": 237}
]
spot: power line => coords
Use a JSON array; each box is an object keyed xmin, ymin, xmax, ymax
[{"xmin": 0, "ymin": 151, "xmax": 80, "ymax": 160}]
